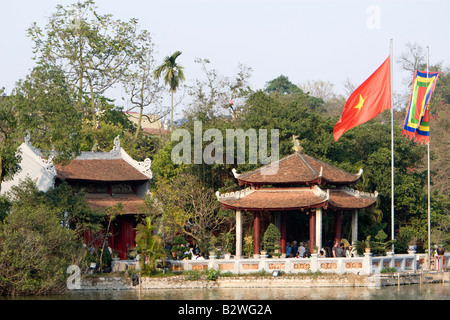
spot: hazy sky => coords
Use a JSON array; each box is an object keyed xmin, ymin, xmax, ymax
[{"xmin": 1, "ymin": 0, "xmax": 448, "ymax": 118}]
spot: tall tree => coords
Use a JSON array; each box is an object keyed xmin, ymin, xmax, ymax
[
  {"xmin": 0, "ymin": 64, "xmax": 82, "ymax": 192},
  {"xmin": 186, "ymin": 58, "xmax": 252, "ymax": 121},
  {"xmin": 264, "ymin": 75, "xmax": 302, "ymax": 95},
  {"xmin": 153, "ymin": 51, "xmax": 185, "ymax": 131},
  {"xmin": 27, "ymin": 0, "xmax": 145, "ymax": 127},
  {"xmin": 124, "ymin": 35, "xmax": 166, "ymax": 139}
]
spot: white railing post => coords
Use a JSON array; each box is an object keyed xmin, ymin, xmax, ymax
[
  {"xmin": 310, "ymin": 254, "xmax": 319, "ymax": 272},
  {"xmin": 362, "ymin": 252, "xmax": 373, "ymax": 275}
]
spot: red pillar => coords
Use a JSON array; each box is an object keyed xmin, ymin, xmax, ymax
[
  {"xmin": 280, "ymin": 213, "xmax": 287, "ymax": 255},
  {"xmin": 309, "ymin": 210, "xmax": 316, "ymax": 253},
  {"xmin": 253, "ymin": 211, "xmax": 261, "ymax": 256},
  {"xmin": 334, "ymin": 211, "xmax": 342, "ymax": 243}
]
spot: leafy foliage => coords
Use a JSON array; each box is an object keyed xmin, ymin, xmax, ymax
[{"xmin": 0, "ymin": 179, "xmax": 86, "ymax": 295}]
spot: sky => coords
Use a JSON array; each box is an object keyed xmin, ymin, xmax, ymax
[{"xmin": 1, "ymin": 0, "xmax": 449, "ymax": 119}]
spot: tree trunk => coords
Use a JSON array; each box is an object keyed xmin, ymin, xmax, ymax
[{"xmin": 171, "ymin": 89, "xmax": 174, "ymax": 131}]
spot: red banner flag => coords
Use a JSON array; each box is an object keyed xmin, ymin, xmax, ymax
[{"xmin": 333, "ymin": 56, "xmax": 392, "ymax": 141}]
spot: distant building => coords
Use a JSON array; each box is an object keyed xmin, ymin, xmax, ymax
[
  {"xmin": 1, "ymin": 135, "xmax": 153, "ymax": 260},
  {"xmin": 124, "ymin": 111, "xmax": 169, "ymax": 135}
]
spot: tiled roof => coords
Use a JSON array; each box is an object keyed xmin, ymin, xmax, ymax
[
  {"xmin": 216, "ymin": 186, "xmax": 377, "ymax": 211},
  {"xmin": 85, "ymin": 193, "xmax": 145, "ymax": 215},
  {"xmin": 234, "ymin": 152, "xmax": 361, "ymax": 186},
  {"xmin": 55, "ymin": 159, "xmax": 150, "ymax": 182},
  {"xmin": 302, "ymin": 154, "xmax": 362, "ymax": 184},
  {"xmin": 217, "ymin": 187, "xmax": 328, "ymax": 211},
  {"xmin": 328, "ymin": 189, "xmax": 377, "ymax": 210}
]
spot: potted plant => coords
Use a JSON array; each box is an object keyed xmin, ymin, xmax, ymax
[
  {"xmin": 364, "ymin": 236, "xmax": 371, "ymax": 253},
  {"xmin": 208, "ymin": 235, "xmax": 219, "ymax": 259},
  {"xmin": 408, "ymin": 237, "xmax": 418, "ymax": 251},
  {"xmin": 221, "ymin": 232, "xmax": 235, "ymax": 259},
  {"xmin": 243, "ymin": 235, "xmax": 254, "ymax": 258},
  {"xmin": 263, "ymin": 223, "xmax": 282, "ymax": 258},
  {"xmin": 171, "ymin": 235, "xmax": 190, "ymax": 260},
  {"xmin": 356, "ymin": 235, "xmax": 371, "ymax": 254}
]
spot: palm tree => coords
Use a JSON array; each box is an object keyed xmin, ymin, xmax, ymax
[
  {"xmin": 135, "ymin": 217, "xmax": 167, "ymax": 274},
  {"xmin": 153, "ymin": 51, "xmax": 185, "ymax": 131}
]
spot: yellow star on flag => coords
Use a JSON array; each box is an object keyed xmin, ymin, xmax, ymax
[{"xmin": 354, "ymin": 94, "xmax": 365, "ymax": 112}]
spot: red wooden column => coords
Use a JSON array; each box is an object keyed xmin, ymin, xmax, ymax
[
  {"xmin": 280, "ymin": 213, "xmax": 287, "ymax": 256},
  {"xmin": 334, "ymin": 210, "xmax": 342, "ymax": 243},
  {"xmin": 253, "ymin": 211, "xmax": 261, "ymax": 256},
  {"xmin": 309, "ymin": 210, "xmax": 316, "ymax": 253}
]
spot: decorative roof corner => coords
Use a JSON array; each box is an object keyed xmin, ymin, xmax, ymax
[
  {"xmin": 231, "ymin": 168, "xmax": 240, "ymax": 179},
  {"xmin": 340, "ymin": 187, "xmax": 378, "ymax": 199},
  {"xmin": 356, "ymin": 168, "xmax": 363, "ymax": 178},
  {"xmin": 312, "ymin": 185, "xmax": 328, "ymax": 200},
  {"xmin": 110, "ymin": 135, "xmax": 121, "ymax": 156},
  {"xmin": 292, "ymin": 135, "xmax": 303, "ymax": 153},
  {"xmin": 216, "ymin": 186, "xmax": 256, "ymax": 201},
  {"xmin": 23, "ymin": 131, "xmax": 57, "ymax": 176}
]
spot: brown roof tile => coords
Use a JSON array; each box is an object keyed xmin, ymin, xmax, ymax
[
  {"xmin": 235, "ymin": 152, "xmax": 361, "ymax": 186},
  {"xmin": 55, "ymin": 159, "xmax": 150, "ymax": 182},
  {"xmin": 218, "ymin": 187, "xmax": 327, "ymax": 211},
  {"xmin": 302, "ymin": 155, "xmax": 361, "ymax": 184},
  {"xmin": 328, "ymin": 190, "xmax": 377, "ymax": 209},
  {"xmin": 235, "ymin": 153, "xmax": 319, "ymax": 185},
  {"xmin": 85, "ymin": 193, "xmax": 145, "ymax": 215}
]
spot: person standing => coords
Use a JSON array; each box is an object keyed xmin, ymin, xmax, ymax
[
  {"xmin": 286, "ymin": 242, "xmax": 292, "ymax": 258},
  {"xmin": 332, "ymin": 241, "xmax": 339, "ymax": 257},
  {"xmin": 298, "ymin": 242, "xmax": 306, "ymax": 258},
  {"xmin": 291, "ymin": 241, "xmax": 298, "ymax": 258}
]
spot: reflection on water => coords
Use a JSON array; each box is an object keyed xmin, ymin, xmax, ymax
[{"xmin": 8, "ymin": 283, "xmax": 449, "ymax": 300}]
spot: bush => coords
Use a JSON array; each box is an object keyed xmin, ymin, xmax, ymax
[
  {"xmin": 171, "ymin": 235, "xmax": 190, "ymax": 260},
  {"xmin": 206, "ymin": 269, "xmax": 220, "ymax": 281},
  {"xmin": 0, "ymin": 202, "xmax": 83, "ymax": 295},
  {"xmin": 263, "ymin": 223, "xmax": 281, "ymax": 257}
]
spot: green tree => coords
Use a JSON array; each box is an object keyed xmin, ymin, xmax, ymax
[
  {"xmin": 263, "ymin": 223, "xmax": 281, "ymax": 257},
  {"xmin": 154, "ymin": 51, "xmax": 185, "ymax": 131},
  {"xmin": 264, "ymin": 75, "xmax": 302, "ymax": 95},
  {"xmin": 12, "ymin": 64, "xmax": 82, "ymax": 164},
  {"xmin": 135, "ymin": 217, "xmax": 167, "ymax": 273},
  {"xmin": 0, "ymin": 180, "xmax": 84, "ymax": 295},
  {"xmin": 125, "ymin": 37, "xmax": 166, "ymax": 140},
  {"xmin": 0, "ymin": 63, "xmax": 83, "ymax": 193},
  {"xmin": 28, "ymin": 0, "xmax": 146, "ymax": 127}
]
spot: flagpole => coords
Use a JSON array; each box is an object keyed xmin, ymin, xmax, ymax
[
  {"xmin": 426, "ymin": 46, "xmax": 431, "ymax": 269},
  {"xmin": 390, "ymin": 39, "xmax": 395, "ymax": 253}
]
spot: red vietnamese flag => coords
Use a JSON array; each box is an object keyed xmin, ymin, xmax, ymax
[{"xmin": 333, "ymin": 56, "xmax": 391, "ymax": 141}]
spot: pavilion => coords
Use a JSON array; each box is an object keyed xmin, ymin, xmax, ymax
[
  {"xmin": 215, "ymin": 143, "xmax": 378, "ymax": 258},
  {"xmin": 1, "ymin": 135, "xmax": 153, "ymax": 260}
]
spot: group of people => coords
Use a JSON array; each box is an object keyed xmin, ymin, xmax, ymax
[
  {"xmin": 286, "ymin": 239, "xmax": 357, "ymax": 258},
  {"xmin": 325, "ymin": 240, "xmax": 357, "ymax": 258},
  {"xmin": 286, "ymin": 241, "xmax": 310, "ymax": 258}
]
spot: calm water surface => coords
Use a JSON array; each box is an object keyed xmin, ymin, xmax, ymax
[{"xmin": 6, "ymin": 283, "xmax": 450, "ymax": 300}]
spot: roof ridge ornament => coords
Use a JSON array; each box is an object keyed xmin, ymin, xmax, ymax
[
  {"xmin": 356, "ymin": 168, "xmax": 364, "ymax": 177},
  {"xmin": 215, "ymin": 186, "xmax": 256, "ymax": 201},
  {"xmin": 110, "ymin": 135, "xmax": 121, "ymax": 155},
  {"xmin": 231, "ymin": 168, "xmax": 240, "ymax": 179},
  {"xmin": 340, "ymin": 186, "xmax": 378, "ymax": 199},
  {"xmin": 292, "ymin": 135, "xmax": 303, "ymax": 153},
  {"xmin": 312, "ymin": 185, "xmax": 328, "ymax": 199}
]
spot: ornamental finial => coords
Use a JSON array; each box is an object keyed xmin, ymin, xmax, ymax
[{"xmin": 292, "ymin": 135, "xmax": 303, "ymax": 153}]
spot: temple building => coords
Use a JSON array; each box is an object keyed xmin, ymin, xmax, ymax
[
  {"xmin": 216, "ymin": 142, "xmax": 378, "ymax": 258},
  {"xmin": 1, "ymin": 135, "xmax": 153, "ymax": 260}
]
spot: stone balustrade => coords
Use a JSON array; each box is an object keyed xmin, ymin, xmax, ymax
[{"xmin": 112, "ymin": 252, "xmax": 450, "ymax": 276}]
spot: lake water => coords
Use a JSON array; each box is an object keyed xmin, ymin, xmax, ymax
[{"xmin": 6, "ymin": 282, "xmax": 449, "ymax": 300}]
